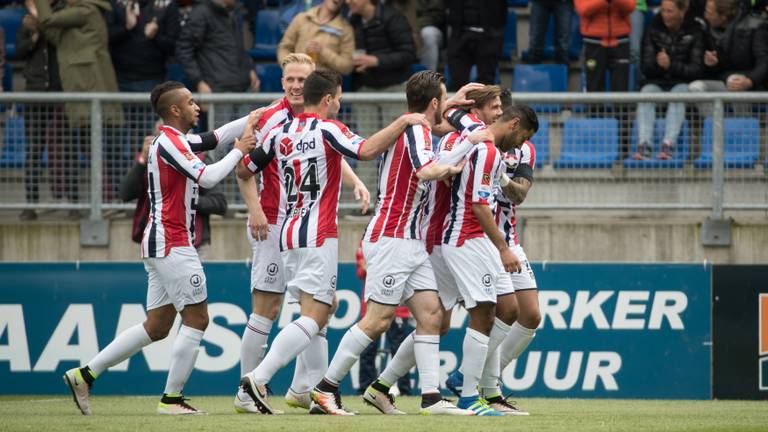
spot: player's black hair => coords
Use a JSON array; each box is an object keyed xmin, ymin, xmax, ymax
[
  {"xmin": 304, "ymin": 70, "xmax": 343, "ymax": 106},
  {"xmin": 406, "ymin": 70, "xmax": 445, "ymax": 113},
  {"xmin": 499, "ymin": 88, "xmax": 513, "ymax": 110},
  {"xmin": 150, "ymin": 81, "xmax": 186, "ymax": 117},
  {"xmin": 501, "ymin": 104, "xmax": 539, "ymax": 133}
]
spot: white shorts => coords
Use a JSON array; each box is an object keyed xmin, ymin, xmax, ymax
[
  {"xmin": 282, "ymin": 239, "xmax": 338, "ymax": 306},
  {"xmin": 363, "ymin": 237, "xmax": 437, "ymax": 306},
  {"xmin": 430, "ymin": 246, "xmax": 461, "ymax": 310},
  {"xmin": 510, "ymin": 244, "xmax": 537, "ymax": 291},
  {"xmin": 144, "ymin": 246, "xmax": 207, "ymax": 312},
  {"xmin": 248, "ymin": 223, "xmax": 286, "ymax": 295},
  {"xmin": 442, "ymin": 237, "xmax": 512, "ymax": 310}
]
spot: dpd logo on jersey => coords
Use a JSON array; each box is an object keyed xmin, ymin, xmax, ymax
[
  {"xmin": 759, "ymin": 294, "xmax": 768, "ymax": 390},
  {"xmin": 280, "ymin": 137, "xmax": 293, "ymax": 156},
  {"xmin": 296, "ymin": 137, "xmax": 317, "ymax": 153}
]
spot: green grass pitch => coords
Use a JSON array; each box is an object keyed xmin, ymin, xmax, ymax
[{"xmin": 1, "ymin": 396, "xmax": 766, "ymax": 431}]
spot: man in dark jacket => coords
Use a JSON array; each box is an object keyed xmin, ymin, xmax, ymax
[
  {"xmin": 416, "ymin": 0, "xmax": 444, "ymax": 72},
  {"xmin": 347, "ymin": 0, "xmax": 417, "ymax": 137},
  {"xmin": 16, "ymin": 0, "xmax": 74, "ymax": 221},
  {"xmin": 176, "ymin": 0, "xmax": 258, "ymax": 157},
  {"xmin": 120, "ymin": 134, "xmax": 227, "ymax": 259},
  {"xmin": 689, "ymin": 0, "xmax": 768, "ymax": 115},
  {"xmin": 445, "ymin": 0, "xmax": 507, "ymax": 90}
]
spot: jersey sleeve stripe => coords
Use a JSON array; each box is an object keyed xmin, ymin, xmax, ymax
[
  {"xmin": 322, "ymin": 128, "xmax": 359, "ymax": 159},
  {"xmin": 405, "ymin": 126, "xmax": 425, "ymax": 170},
  {"xmin": 158, "ymin": 145, "xmax": 197, "ymax": 181}
]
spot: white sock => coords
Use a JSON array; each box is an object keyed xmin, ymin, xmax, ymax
[
  {"xmin": 87, "ymin": 324, "xmax": 152, "ymax": 376},
  {"xmin": 479, "ymin": 318, "xmax": 512, "ymax": 395},
  {"xmin": 414, "ymin": 334, "xmax": 440, "ymax": 394},
  {"xmin": 380, "ymin": 331, "xmax": 415, "ymax": 386},
  {"xmin": 251, "ymin": 316, "xmax": 318, "ymax": 385},
  {"xmin": 459, "ymin": 328, "xmax": 489, "ymax": 398},
  {"xmin": 164, "ymin": 325, "xmax": 204, "ymax": 395},
  {"xmin": 499, "ymin": 322, "xmax": 537, "ymax": 371},
  {"xmin": 290, "ymin": 326, "xmax": 328, "ymax": 394},
  {"xmin": 240, "ymin": 314, "xmax": 273, "ymax": 376},
  {"xmin": 324, "ymin": 324, "xmax": 372, "ymax": 385}
]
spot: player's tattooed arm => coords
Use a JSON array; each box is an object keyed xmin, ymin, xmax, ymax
[
  {"xmin": 500, "ymin": 174, "xmax": 532, "ymax": 205},
  {"xmin": 358, "ymin": 113, "xmax": 429, "ymax": 160},
  {"xmin": 341, "ymin": 159, "xmax": 370, "ymax": 214},
  {"xmin": 472, "ymin": 203, "xmax": 520, "ymax": 273},
  {"xmin": 416, "ymin": 159, "xmax": 466, "ymax": 182}
]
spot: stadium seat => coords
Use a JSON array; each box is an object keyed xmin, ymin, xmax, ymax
[
  {"xmin": 507, "ymin": 0, "xmax": 528, "ymax": 7},
  {"xmin": 249, "ymin": 9, "xmax": 281, "ymax": 60},
  {"xmin": 623, "ymin": 119, "xmax": 690, "ymax": 169},
  {"xmin": 502, "ymin": 10, "xmax": 517, "ymax": 61},
  {"xmin": 693, "ymin": 118, "xmax": 760, "ymax": 169},
  {"xmin": 554, "ymin": 118, "xmax": 619, "ymax": 169},
  {"xmin": 256, "ymin": 63, "xmax": 283, "ymax": 92},
  {"xmin": 530, "ymin": 118, "xmax": 549, "ymax": 167},
  {"xmin": 2, "ymin": 62, "xmax": 11, "ymax": 92},
  {"xmin": 0, "ymin": 114, "xmax": 26, "ymax": 168},
  {"xmin": 0, "ymin": 7, "xmax": 25, "ymax": 59},
  {"xmin": 512, "ymin": 64, "xmax": 567, "ymax": 113}
]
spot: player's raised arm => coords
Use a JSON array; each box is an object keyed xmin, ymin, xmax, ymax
[
  {"xmin": 357, "ymin": 113, "xmax": 430, "ymax": 160},
  {"xmin": 187, "ymin": 107, "xmax": 267, "ymax": 152}
]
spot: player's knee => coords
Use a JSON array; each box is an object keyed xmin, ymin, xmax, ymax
[
  {"xmin": 520, "ymin": 309, "xmax": 541, "ymax": 329},
  {"xmin": 145, "ymin": 322, "xmax": 172, "ymax": 341},
  {"xmin": 360, "ymin": 313, "xmax": 393, "ymax": 337},
  {"xmin": 330, "ymin": 296, "xmax": 339, "ymax": 316}
]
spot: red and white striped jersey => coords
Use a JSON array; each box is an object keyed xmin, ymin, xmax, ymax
[
  {"xmin": 496, "ymin": 140, "xmax": 536, "ymax": 246},
  {"xmin": 442, "ymin": 141, "xmax": 503, "ymax": 247},
  {"xmin": 445, "ymin": 108, "xmax": 485, "ymax": 138},
  {"xmin": 423, "ymin": 131, "xmax": 461, "ymax": 253},
  {"xmin": 363, "ymin": 124, "xmax": 435, "ymax": 242},
  {"xmin": 259, "ymin": 113, "xmax": 366, "ymax": 250},
  {"xmin": 242, "ymin": 97, "xmax": 295, "ymax": 225},
  {"xmin": 141, "ymin": 126, "xmax": 207, "ymax": 258}
]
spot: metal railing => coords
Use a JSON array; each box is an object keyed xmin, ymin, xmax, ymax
[{"xmin": 0, "ymin": 92, "xmax": 766, "ymax": 223}]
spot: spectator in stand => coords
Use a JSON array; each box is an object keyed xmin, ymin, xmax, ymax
[
  {"xmin": 416, "ymin": 0, "xmax": 444, "ymax": 72},
  {"xmin": 445, "ymin": 0, "xmax": 506, "ymax": 90},
  {"xmin": 347, "ymin": 0, "xmax": 416, "ymax": 137},
  {"xmin": 107, "ymin": 0, "xmax": 180, "ymax": 92},
  {"xmin": 633, "ymin": 0, "xmax": 704, "ymax": 161},
  {"xmin": 31, "ymin": 0, "xmax": 125, "ymax": 207},
  {"xmin": 0, "ymin": 27, "xmax": 4, "ymax": 91},
  {"xmin": 689, "ymin": 0, "xmax": 768, "ymax": 115},
  {"xmin": 528, "ymin": 0, "xmax": 574, "ymax": 65},
  {"xmin": 120, "ymin": 132, "xmax": 227, "ymax": 260},
  {"xmin": 16, "ymin": 0, "xmax": 73, "ymax": 220},
  {"xmin": 278, "ymin": 0, "xmax": 354, "ymax": 75},
  {"xmin": 575, "ymin": 0, "xmax": 635, "ymax": 92},
  {"xmin": 355, "ymin": 241, "xmax": 413, "ymax": 396},
  {"xmin": 176, "ymin": 0, "xmax": 258, "ymax": 156},
  {"xmin": 629, "ymin": 0, "xmax": 648, "ymax": 88}
]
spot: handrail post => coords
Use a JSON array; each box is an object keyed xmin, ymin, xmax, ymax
[
  {"xmin": 701, "ymin": 97, "xmax": 731, "ymax": 246},
  {"xmin": 90, "ymin": 99, "xmax": 103, "ymax": 221}
]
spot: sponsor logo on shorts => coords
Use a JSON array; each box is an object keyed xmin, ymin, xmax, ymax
[
  {"xmin": 382, "ymin": 275, "xmax": 395, "ymax": 297},
  {"xmin": 482, "ymin": 274, "xmax": 492, "ymax": 287},
  {"xmin": 330, "ymin": 275, "xmax": 337, "ymax": 290},
  {"xmin": 190, "ymin": 274, "xmax": 203, "ymax": 287},
  {"xmin": 267, "ymin": 263, "xmax": 278, "ymax": 276}
]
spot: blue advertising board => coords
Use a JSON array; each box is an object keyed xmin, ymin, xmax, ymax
[{"xmin": 0, "ymin": 262, "xmax": 711, "ymax": 399}]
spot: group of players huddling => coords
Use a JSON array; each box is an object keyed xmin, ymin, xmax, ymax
[{"xmin": 63, "ymin": 53, "xmax": 543, "ymax": 417}]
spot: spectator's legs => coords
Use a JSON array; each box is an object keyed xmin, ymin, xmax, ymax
[
  {"xmin": 23, "ymin": 104, "xmax": 45, "ymax": 205},
  {"xmin": 583, "ymin": 39, "xmax": 607, "ymax": 92},
  {"xmin": 663, "ymin": 83, "xmax": 689, "ymax": 147},
  {"xmin": 420, "ymin": 26, "xmax": 444, "ymax": 72},
  {"xmin": 528, "ymin": 0, "xmax": 550, "ymax": 64},
  {"xmin": 688, "ymin": 80, "xmax": 726, "ymax": 119},
  {"xmin": 637, "ymin": 83, "xmax": 661, "ymax": 148},
  {"xmin": 448, "ymin": 32, "xmax": 473, "ymax": 91},
  {"xmin": 629, "ymin": 10, "xmax": 646, "ymax": 90},
  {"xmin": 553, "ymin": 0, "xmax": 574, "ymax": 65},
  {"xmin": 476, "ymin": 35, "xmax": 503, "ymax": 85},
  {"xmin": 608, "ymin": 40, "xmax": 630, "ymax": 92}
]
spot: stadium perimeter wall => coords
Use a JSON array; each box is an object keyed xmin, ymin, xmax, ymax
[{"xmin": 1, "ymin": 212, "xmax": 768, "ymax": 263}]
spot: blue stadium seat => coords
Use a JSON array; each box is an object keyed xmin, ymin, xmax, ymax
[
  {"xmin": 0, "ymin": 114, "xmax": 26, "ymax": 168},
  {"xmin": 554, "ymin": 118, "xmax": 619, "ymax": 169},
  {"xmin": 694, "ymin": 118, "xmax": 760, "ymax": 169},
  {"xmin": 624, "ymin": 119, "xmax": 690, "ymax": 169},
  {"xmin": 256, "ymin": 63, "xmax": 283, "ymax": 92},
  {"xmin": 507, "ymin": 0, "xmax": 528, "ymax": 7},
  {"xmin": 512, "ymin": 64, "xmax": 567, "ymax": 113},
  {"xmin": 2, "ymin": 62, "xmax": 11, "ymax": 91},
  {"xmin": 530, "ymin": 118, "xmax": 549, "ymax": 167},
  {"xmin": 502, "ymin": 10, "xmax": 517, "ymax": 61},
  {"xmin": 521, "ymin": 11, "xmax": 582, "ymax": 62},
  {"xmin": 0, "ymin": 7, "xmax": 26, "ymax": 59},
  {"xmin": 249, "ymin": 10, "xmax": 281, "ymax": 60}
]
